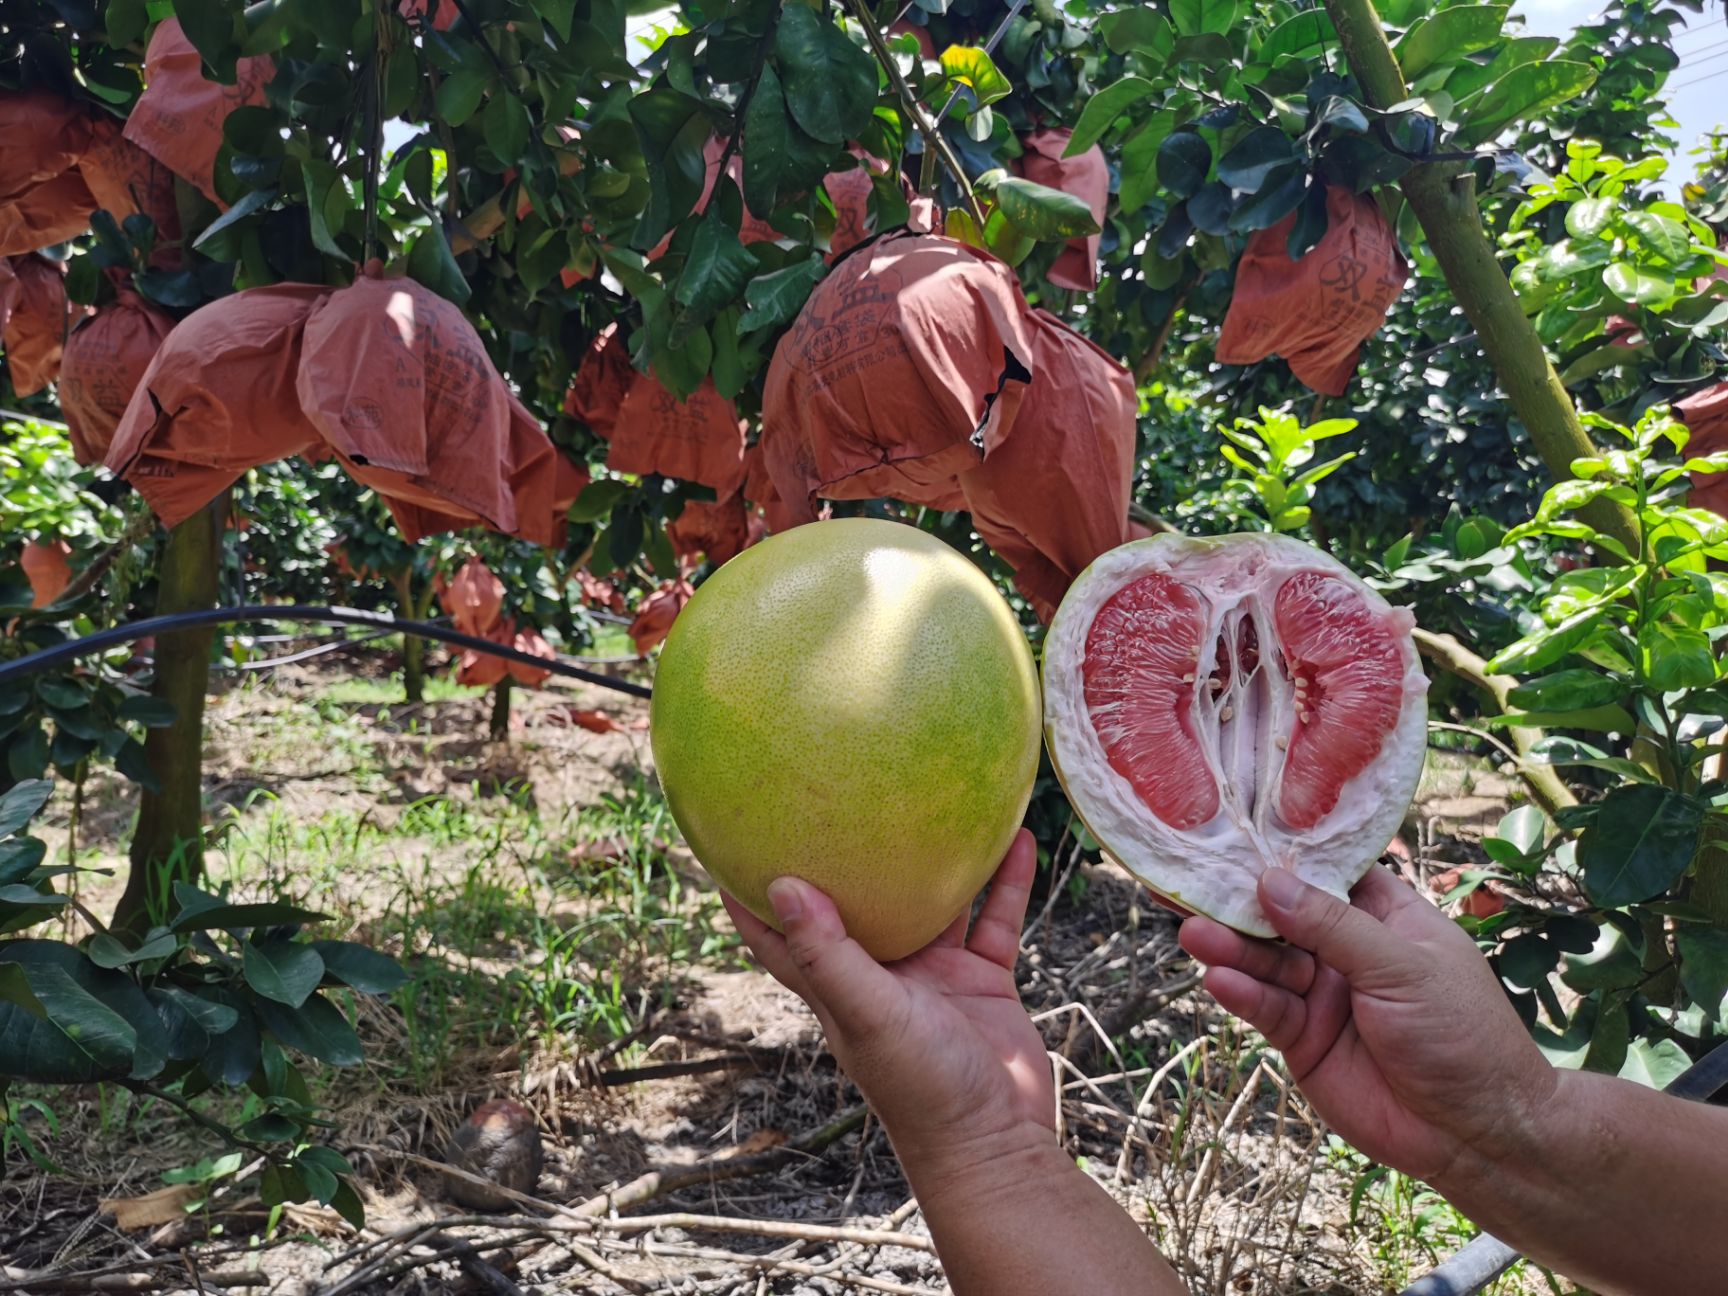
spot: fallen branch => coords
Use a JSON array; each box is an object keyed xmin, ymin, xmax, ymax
[
  {"xmin": 622, "ymin": 1238, "xmax": 940, "ymax": 1296},
  {"xmin": 596, "ymin": 1054, "xmax": 758, "ymax": 1086},
  {"xmin": 1413, "ymin": 627, "xmax": 1577, "ymax": 819},
  {"xmin": 586, "ymin": 1211, "xmax": 933, "ymax": 1253},
  {"xmin": 569, "ymin": 1102, "xmax": 868, "ymax": 1217},
  {"xmin": 0, "ymin": 1271, "xmax": 267, "ymax": 1293}
]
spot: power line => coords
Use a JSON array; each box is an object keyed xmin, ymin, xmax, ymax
[
  {"xmin": 1671, "ymin": 66, "xmax": 1728, "ymax": 93},
  {"xmin": 1678, "ymin": 36, "xmax": 1728, "ymax": 60},
  {"xmin": 1672, "ymin": 44, "xmax": 1728, "ymax": 78}
]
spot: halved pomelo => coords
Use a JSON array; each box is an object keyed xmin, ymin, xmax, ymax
[{"xmin": 1043, "ymin": 533, "xmax": 1427, "ymax": 936}]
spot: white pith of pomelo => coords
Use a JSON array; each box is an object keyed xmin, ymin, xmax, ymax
[
  {"xmin": 1043, "ymin": 533, "xmax": 1428, "ymax": 937},
  {"xmin": 650, "ymin": 517, "xmax": 1042, "ymax": 961}
]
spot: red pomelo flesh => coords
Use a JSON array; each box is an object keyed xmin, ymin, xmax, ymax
[{"xmin": 1044, "ymin": 533, "xmax": 1427, "ymax": 936}]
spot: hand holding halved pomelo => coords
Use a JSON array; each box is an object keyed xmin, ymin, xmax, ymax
[
  {"xmin": 650, "ymin": 518, "xmax": 1042, "ymax": 961},
  {"xmin": 1043, "ymin": 533, "xmax": 1427, "ymax": 936}
]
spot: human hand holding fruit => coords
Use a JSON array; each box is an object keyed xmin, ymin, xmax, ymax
[
  {"xmin": 1179, "ymin": 864, "xmax": 1556, "ymax": 1186},
  {"xmin": 721, "ymin": 829, "xmax": 1054, "ymax": 1167}
]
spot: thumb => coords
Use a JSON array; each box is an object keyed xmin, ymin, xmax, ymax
[
  {"xmin": 767, "ymin": 877, "xmax": 904, "ymax": 1034},
  {"xmin": 1258, "ymin": 867, "xmax": 1410, "ymax": 984}
]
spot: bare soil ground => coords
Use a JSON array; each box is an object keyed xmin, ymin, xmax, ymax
[{"xmin": 1, "ymin": 648, "xmax": 1561, "ymax": 1296}]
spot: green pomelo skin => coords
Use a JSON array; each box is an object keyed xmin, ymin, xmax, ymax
[{"xmin": 650, "ymin": 517, "xmax": 1042, "ymax": 962}]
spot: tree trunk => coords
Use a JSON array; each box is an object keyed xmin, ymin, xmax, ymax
[
  {"xmin": 489, "ymin": 679, "xmax": 512, "ymax": 741},
  {"xmin": 113, "ymin": 506, "xmax": 221, "ymax": 935},
  {"xmin": 391, "ymin": 570, "xmax": 425, "ymax": 704},
  {"xmin": 1321, "ymin": 0, "xmax": 1640, "ymax": 556}
]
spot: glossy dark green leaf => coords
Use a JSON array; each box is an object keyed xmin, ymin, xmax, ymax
[
  {"xmin": 9, "ymin": 726, "xmax": 49, "ymax": 782},
  {"xmin": 1186, "ymin": 182, "xmax": 1235, "ymax": 236},
  {"xmin": 170, "ymin": 898, "xmax": 326, "ymax": 934},
  {"xmin": 737, "ymin": 257, "xmax": 825, "ymax": 335},
  {"xmin": 674, "ymin": 208, "xmax": 758, "ymax": 329},
  {"xmin": 0, "ymin": 781, "xmax": 52, "ymax": 840},
  {"xmin": 1217, "ymin": 126, "xmax": 1296, "ymax": 193},
  {"xmin": 1099, "ymin": 9, "xmax": 1174, "ymax": 58},
  {"xmin": 106, "ymin": 0, "xmax": 147, "ymax": 45},
  {"xmin": 0, "ymin": 943, "xmax": 166, "ymax": 1082},
  {"xmin": 993, "ymin": 176, "xmax": 1100, "ymax": 240},
  {"xmin": 310, "ymin": 941, "xmax": 408, "ymax": 995},
  {"xmin": 117, "ymin": 696, "xmax": 177, "ymax": 728},
  {"xmin": 115, "ymin": 737, "xmax": 160, "ymax": 794},
  {"xmin": 198, "ymin": 990, "xmax": 261, "ymax": 1085},
  {"xmin": 1395, "ymin": 4, "xmax": 1508, "ymax": 79},
  {"xmin": 1497, "ymin": 932, "xmax": 1559, "ymax": 988},
  {"xmin": 254, "ymin": 994, "xmax": 363, "ymax": 1067},
  {"xmin": 244, "ymin": 941, "xmax": 325, "ymax": 1007},
  {"xmin": 1259, "ymin": 9, "xmax": 1335, "ymax": 62},
  {"xmin": 568, "ymin": 479, "xmax": 633, "ymax": 522},
  {"xmin": 87, "ymin": 928, "xmax": 177, "ymax": 969},
  {"xmin": 191, "ymin": 187, "xmax": 277, "ymax": 250},
  {"xmin": 1170, "ymin": 0, "xmax": 1239, "ymax": 38},
  {"xmin": 1506, "ymin": 669, "xmax": 1624, "ymax": 712},
  {"xmin": 1457, "ymin": 61, "xmax": 1596, "ymax": 148},
  {"xmin": 482, "ymin": 93, "xmax": 531, "ymax": 163},
  {"xmin": 435, "ymin": 68, "xmax": 489, "ymax": 127},
  {"xmin": 1156, "ymin": 131, "xmax": 1211, "ymax": 201},
  {"xmin": 1068, "ymin": 77, "xmax": 1158, "ymax": 156},
  {"xmin": 775, "ymin": 5, "xmax": 877, "ymax": 146},
  {"xmin": 1579, "ymin": 784, "xmax": 1702, "ymax": 908},
  {"xmin": 406, "ymin": 225, "xmax": 473, "ymax": 307},
  {"xmin": 1677, "ymin": 928, "xmax": 1728, "ymax": 1024},
  {"xmin": 1229, "ymin": 167, "xmax": 1306, "ymax": 232}
]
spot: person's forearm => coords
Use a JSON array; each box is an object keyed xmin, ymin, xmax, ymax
[
  {"xmin": 889, "ymin": 1123, "xmax": 1187, "ymax": 1296},
  {"xmin": 1436, "ymin": 1067, "xmax": 1728, "ymax": 1295}
]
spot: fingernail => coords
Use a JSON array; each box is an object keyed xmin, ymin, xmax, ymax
[
  {"xmin": 1260, "ymin": 867, "xmax": 1305, "ymax": 911},
  {"xmin": 766, "ymin": 878, "xmax": 804, "ymax": 925}
]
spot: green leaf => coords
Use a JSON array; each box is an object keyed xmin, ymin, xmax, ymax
[
  {"xmin": 775, "ymin": 5, "xmax": 877, "ymax": 146},
  {"xmin": 107, "ymin": 0, "xmax": 148, "ymax": 45},
  {"xmin": 10, "ymin": 727, "xmax": 49, "ymax": 782},
  {"xmin": 482, "ymin": 93, "xmax": 531, "ymax": 163},
  {"xmin": 741, "ymin": 65, "xmax": 831, "ymax": 217},
  {"xmin": 1259, "ymin": 9, "xmax": 1335, "ymax": 61},
  {"xmin": 243, "ymin": 941, "xmax": 325, "ymax": 1008},
  {"xmin": 737, "ymin": 258, "xmax": 826, "ymax": 335},
  {"xmin": 1485, "ymin": 704, "xmax": 1635, "ymax": 733},
  {"xmin": 0, "ymin": 944, "xmax": 166, "ymax": 1083},
  {"xmin": 158, "ymin": 986, "xmax": 240, "ymax": 1036},
  {"xmin": 674, "ymin": 208, "xmax": 758, "ymax": 329},
  {"xmin": 1565, "ymin": 195, "xmax": 1615, "ymax": 239},
  {"xmin": 0, "ymin": 781, "xmax": 52, "ymax": 839},
  {"xmin": 310, "ymin": 941, "xmax": 408, "ymax": 995},
  {"xmin": 1157, "ymin": 131, "xmax": 1211, "ymax": 201},
  {"xmin": 1560, "ymin": 924, "xmax": 1643, "ymax": 992},
  {"xmin": 1618, "ymin": 1037, "xmax": 1692, "ymax": 1090},
  {"xmin": 302, "ymin": 159, "xmax": 349, "ymax": 260},
  {"xmin": 940, "ymin": 45, "xmax": 1012, "ymax": 107},
  {"xmin": 1506, "ymin": 669, "xmax": 1624, "ymax": 712},
  {"xmin": 117, "ymin": 696, "xmax": 177, "ymax": 728},
  {"xmin": 190, "ymin": 187, "xmax": 277, "ymax": 251},
  {"xmin": 1484, "ymin": 606, "xmax": 1605, "ymax": 674},
  {"xmin": 406, "ymin": 225, "xmax": 472, "ymax": 307},
  {"xmin": 1395, "ymin": 5, "xmax": 1508, "ymax": 80},
  {"xmin": 1217, "ymin": 126, "xmax": 1296, "ymax": 193},
  {"xmin": 1527, "ymin": 736, "xmax": 1656, "ymax": 783},
  {"xmin": 1578, "ymin": 784, "xmax": 1702, "ymax": 909},
  {"xmin": 254, "ymin": 995, "xmax": 363, "ymax": 1067},
  {"xmin": 170, "ymin": 898, "xmax": 326, "ymax": 933},
  {"xmin": 1170, "ymin": 0, "xmax": 1240, "ymax": 38},
  {"xmin": 531, "ymin": 0, "xmax": 576, "ymax": 41},
  {"xmin": 1677, "ymin": 928, "xmax": 1728, "ymax": 1025},
  {"xmin": 1067, "ymin": 78, "xmax": 1157, "ymax": 156},
  {"xmin": 87, "ymin": 929, "xmax": 177, "ymax": 969},
  {"xmin": 1457, "ymin": 61, "xmax": 1596, "ymax": 148},
  {"xmin": 330, "ymin": 1178, "xmax": 366, "ymax": 1228},
  {"xmin": 1639, "ymin": 622, "xmax": 1716, "ymax": 691},
  {"xmin": 568, "ymin": 479, "xmax": 633, "ymax": 523},
  {"xmin": 1496, "ymin": 804, "xmax": 1547, "ymax": 855},
  {"xmin": 26, "ymin": 964, "xmax": 137, "ymax": 1071},
  {"xmin": 1621, "ymin": 210, "xmax": 1692, "ymax": 266},
  {"xmin": 983, "ymin": 205, "xmax": 1035, "ymax": 265},
  {"xmin": 1604, "ymin": 262, "xmax": 1675, "ymax": 306},
  {"xmin": 993, "ymin": 176, "xmax": 1100, "ymax": 240},
  {"xmin": 1099, "ymin": 10, "xmax": 1174, "ymax": 59},
  {"xmin": 435, "ymin": 68, "xmax": 489, "ymax": 127},
  {"xmin": 1229, "ymin": 167, "xmax": 1307, "ymax": 233}
]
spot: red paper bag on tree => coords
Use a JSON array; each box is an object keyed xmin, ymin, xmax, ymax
[
  {"xmin": 123, "ymin": 19, "xmax": 274, "ymax": 206},
  {"xmin": 105, "ymin": 284, "xmax": 330, "ymax": 526},
  {"xmin": 959, "ymin": 308, "xmax": 1136, "ymax": 621},
  {"xmin": 627, "ymin": 576, "xmax": 693, "ymax": 656},
  {"xmin": 21, "ymin": 539, "xmax": 73, "ymax": 608},
  {"xmin": 1678, "ymin": 383, "xmax": 1728, "ymax": 519},
  {"xmin": 564, "ymin": 324, "xmax": 635, "ymax": 437},
  {"xmin": 1215, "ymin": 185, "xmax": 1409, "ymax": 397},
  {"xmin": 760, "ymin": 232, "xmax": 1036, "ymax": 519},
  {"xmin": 605, "ymin": 376, "xmax": 748, "ymax": 496},
  {"xmin": 1015, "ymin": 129, "xmax": 1109, "ymax": 292},
  {"xmin": 60, "ymin": 288, "xmax": 176, "ymax": 465},
  {"xmin": 0, "ymin": 92, "xmax": 97, "ymax": 255},
  {"xmin": 77, "ymin": 117, "xmax": 183, "ymax": 250},
  {"xmin": 296, "ymin": 268, "xmax": 579, "ymax": 545},
  {"xmin": 668, "ymin": 492, "xmax": 752, "ymax": 565},
  {"xmin": 2, "ymin": 254, "xmax": 80, "ymax": 396}
]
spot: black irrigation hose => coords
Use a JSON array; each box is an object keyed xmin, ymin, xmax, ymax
[
  {"xmin": 0, "ymin": 605, "xmax": 653, "ymax": 700},
  {"xmin": 1400, "ymin": 1036, "xmax": 1728, "ymax": 1295}
]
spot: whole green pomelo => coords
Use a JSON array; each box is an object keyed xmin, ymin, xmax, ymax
[{"xmin": 650, "ymin": 517, "xmax": 1041, "ymax": 961}]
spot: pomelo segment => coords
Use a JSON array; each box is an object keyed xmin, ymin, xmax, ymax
[{"xmin": 1043, "ymin": 533, "xmax": 1427, "ymax": 937}]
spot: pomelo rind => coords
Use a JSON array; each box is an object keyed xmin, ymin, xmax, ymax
[
  {"xmin": 1042, "ymin": 532, "xmax": 1427, "ymax": 937},
  {"xmin": 651, "ymin": 517, "xmax": 1042, "ymax": 961}
]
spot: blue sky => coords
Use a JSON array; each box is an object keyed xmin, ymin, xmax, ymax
[{"xmin": 1513, "ymin": 0, "xmax": 1726, "ymax": 183}]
